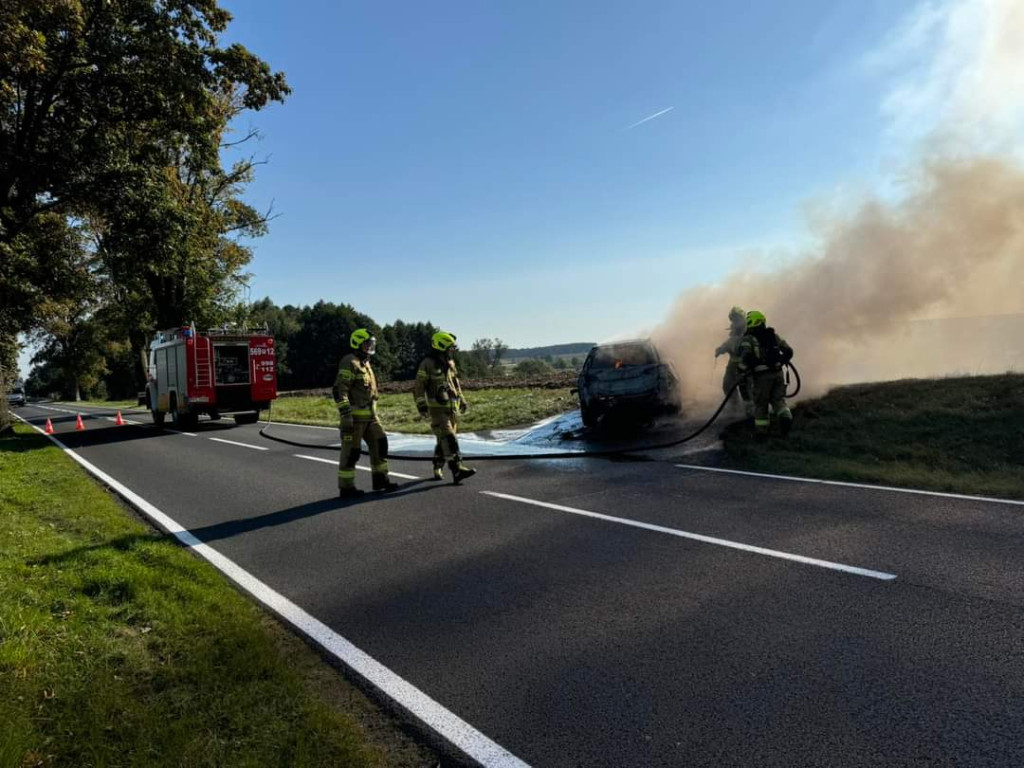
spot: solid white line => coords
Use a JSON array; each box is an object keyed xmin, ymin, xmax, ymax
[
  {"xmin": 165, "ymin": 429, "xmax": 198, "ymax": 437},
  {"xmin": 481, "ymin": 491, "xmax": 897, "ymax": 581},
  {"xmin": 12, "ymin": 413, "xmax": 529, "ymax": 768},
  {"xmin": 675, "ymin": 464, "xmax": 1024, "ymax": 507},
  {"xmin": 294, "ymin": 454, "xmax": 420, "ymax": 480},
  {"xmin": 208, "ymin": 437, "xmax": 269, "ymax": 451}
]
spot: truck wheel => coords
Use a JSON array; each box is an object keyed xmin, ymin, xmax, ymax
[{"xmin": 233, "ymin": 411, "xmax": 259, "ymax": 426}]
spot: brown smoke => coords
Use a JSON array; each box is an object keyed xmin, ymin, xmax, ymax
[{"xmin": 652, "ymin": 156, "xmax": 1024, "ymax": 404}]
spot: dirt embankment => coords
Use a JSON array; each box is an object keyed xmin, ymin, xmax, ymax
[{"xmin": 281, "ymin": 371, "xmax": 578, "ymax": 397}]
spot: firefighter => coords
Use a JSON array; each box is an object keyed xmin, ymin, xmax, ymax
[
  {"xmin": 414, "ymin": 331, "xmax": 477, "ymax": 483},
  {"xmin": 738, "ymin": 311, "xmax": 794, "ymax": 436},
  {"xmin": 714, "ymin": 305, "xmax": 753, "ymax": 417},
  {"xmin": 334, "ymin": 328, "xmax": 399, "ymax": 498}
]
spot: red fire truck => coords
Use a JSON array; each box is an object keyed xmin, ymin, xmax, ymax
[{"xmin": 141, "ymin": 324, "xmax": 278, "ymax": 429}]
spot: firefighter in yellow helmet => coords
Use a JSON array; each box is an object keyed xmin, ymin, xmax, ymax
[
  {"xmin": 334, "ymin": 328, "xmax": 399, "ymax": 498},
  {"xmin": 414, "ymin": 331, "xmax": 477, "ymax": 483},
  {"xmin": 738, "ymin": 311, "xmax": 794, "ymax": 436},
  {"xmin": 715, "ymin": 305, "xmax": 754, "ymax": 418}
]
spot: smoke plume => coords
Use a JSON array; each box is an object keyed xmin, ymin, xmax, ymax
[{"xmin": 652, "ymin": 0, "xmax": 1024, "ymax": 404}]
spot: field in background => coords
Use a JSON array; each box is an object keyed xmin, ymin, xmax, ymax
[{"xmin": 271, "ymin": 388, "xmax": 578, "ymax": 434}]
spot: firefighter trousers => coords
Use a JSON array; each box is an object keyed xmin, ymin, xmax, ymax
[
  {"xmin": 338, "ymin": 418, "xmax": 389, "ymax": 489},
  {"xmin": 751, "ymin": 369, "xmax": 792, "ymax": 434},
  {"xmin": 722, "ymin": 362, "xmax": 752, "ymax": 414},
  {"xmin": 429, "ymin": 408, "xmax": 463, "ymax": 470}
]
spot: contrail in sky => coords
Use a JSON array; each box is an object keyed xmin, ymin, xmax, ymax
[{"xmin": 625, "ymin": 106, "xmax": 674, "ymax": 130}]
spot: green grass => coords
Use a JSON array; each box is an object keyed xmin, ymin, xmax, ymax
[
  {"xmin": 719, "ymin": 373, "xmax": 1024, "ymax": 500},
  {"xmin": 0, "ymin": 425, "xmax": 434, "ymax": 767},
  {"xmin": 271, "ymin": 388, "xmax": 578, "ymax": 434}
]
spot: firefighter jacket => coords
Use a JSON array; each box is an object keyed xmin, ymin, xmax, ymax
[
  {"xmin": 738, "ymin": 327, "xmax": 793, "ymax": 374},
  {"xmin": 715, "ymin": 332, "xmax": 745, "ymax": 365},
  {"xmin": 414, "ymin": 353, "xmax": 464, "ymax": 412},
  {"xmin": 334, "ymin": 353, "xmax": 379, "ymax": 421}
]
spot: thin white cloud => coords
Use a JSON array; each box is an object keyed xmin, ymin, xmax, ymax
[
  {"xmin": 868, "ymin": 0, "xmax": 1024, "ymax": 150},
  {"xmin": 625, "ymin": 106, "xmax": 674, "ymax": 130}
]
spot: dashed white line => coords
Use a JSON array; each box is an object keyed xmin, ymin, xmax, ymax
[
  {"xmin": 674, "ymin": 464, "xmax": 1024, "ymax": 507},
  {"xmin": 165, "ymin": 429, "xmax": 198, "ymax": 437},
  {"xmin": 12, "ymin": 413, "xmax": 528, "ymax": 767},
  {"xmin": 294, "ymin": 453, "xmax": 420, "ymax": 480},
  {"xmin": 208, "ymin": 437, "xmax": 268, "ymax": 451},
  {"xmin": 481, "ymin": 491, "xmax": 897, "ymax": 581}
]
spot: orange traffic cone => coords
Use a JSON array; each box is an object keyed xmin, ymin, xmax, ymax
[
  {"xmin": 45, "ymin": 418, "xmax": 54, "ymax": 434},
  {"xmin": 115, "ymin": 411, "xmax": 125, "ymax": 426},
  {"xmin": 75, "ymin": 414, "xmax": 85, "ymax": 431}
]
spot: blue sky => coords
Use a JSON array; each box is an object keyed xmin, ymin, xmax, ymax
[
  {"xmin": 18, "ymin": 1, "xmax": 934, "ymax": 376},
  {"xmin": 223, "ymin": 0, "xmax": 915, "ymax": 348}
]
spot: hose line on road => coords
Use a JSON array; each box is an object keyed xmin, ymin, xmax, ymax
[{"xmin": 258, "ymin": 365, "xmax": 800, "ymax": 462}]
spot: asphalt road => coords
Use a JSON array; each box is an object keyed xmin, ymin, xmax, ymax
[{"xmin": 14, "ymin": 402, "xmax": 1024, "ymax": 767}]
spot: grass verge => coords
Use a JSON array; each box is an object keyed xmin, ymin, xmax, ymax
[
  {"xmin": 271, "ymin": 388, "xmax": 578, "ymax": 434},
  {"xmin": 53, "ymin": 399, "xmax": 142, "ymax": 409},
  {"xmin": 0, "ymin": 425, "xmax": 436, "ymax": 767},
  {"xmin": 718, "ymin": 373, "xmax": 1024, "ymax": 500}
]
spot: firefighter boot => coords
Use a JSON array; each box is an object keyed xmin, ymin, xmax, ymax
[
  {"xmin": 372, "ymin": 474, "xmax": 400, "ymax": 493},
  {"xmin": 450, "ymin": 462, "xmax": 477, "ymax": 485},
  {"xmin": 431, "ymin": 466, "xmax": 444, "ymax": 481},
  {"xmin": 339, "ymin": 487, "xmax": 365, "ymax": 500},
  {"xmin": 779, "ymin": 415, "xmax": 793, "ymax": 437}
]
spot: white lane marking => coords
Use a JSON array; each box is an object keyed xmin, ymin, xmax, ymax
[
  {"xmin": 208, "ymin": 437, "xmax": 268, "ymax": 451},
  {"xmin": 675, "ymin": 464, "xmax": 1024, "ymax": 507},
  {"xmin": 481, "ymin": 491, "xmax": 897, "ymax": 581},
  {"xmin": 166, "ymin": 429, "xmax": 198, "ymax": 437},
  {"xmin": 294, "ymin": 454, "xmax": 420, "ymax": 480},
  {"xmin": 13, "ymin": 413, "xmax": 529, "ymax": 768}
]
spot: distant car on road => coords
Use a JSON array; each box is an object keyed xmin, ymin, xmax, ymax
[
  {"xmin": 574, "ymin": 339, "xmax": 679, "ymax": 428},
  {"xmin": 6, "ymin": 386, "xmax": 26, "ymax": 407}
]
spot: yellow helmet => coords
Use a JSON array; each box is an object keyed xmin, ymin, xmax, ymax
[
  {"xmin": 431, "ymin": 330, "xmax": 457, "ymax": 352},
  {"xmin": 729, "ymin": 305, "xmax": 745, "ymax": 320},
  {"xmin": 745, "ymin": 310, "xmax": 766, "ymax": 330},
  {"xmin": 350, "ymin": 328, "xmax": 374, "ymax": 350}
]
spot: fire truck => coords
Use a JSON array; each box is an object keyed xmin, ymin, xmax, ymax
[{"xmin": 141, "ymin": 324, "xmax": 277, "ymax": 429}]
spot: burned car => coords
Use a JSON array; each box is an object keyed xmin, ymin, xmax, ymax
[{"xmin": 574, "ymin": 339, "xmax": 680, "ymax": 428}]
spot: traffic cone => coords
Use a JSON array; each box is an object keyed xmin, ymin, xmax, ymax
[
  {"xmin": 115, "ymin": 411, "xmax": 125, "ymax": 426},
  {"xmin": 75, "ymin": 414, "xmax": 85, "ymax": 431},
  {"xmin": 45, "ymin": 418, "xmax": 54, "ymax": 435}
]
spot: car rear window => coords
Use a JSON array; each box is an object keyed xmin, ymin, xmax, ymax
[{"xmin": 590, "ymin": 345, "xmax": 657, "ymax": 369}]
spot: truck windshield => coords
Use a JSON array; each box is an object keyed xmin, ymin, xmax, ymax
[{"xmin": 590, "ymin": 345, "xmax": 657, "ymax": 369}]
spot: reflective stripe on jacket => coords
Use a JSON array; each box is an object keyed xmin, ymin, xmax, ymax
[
  {"xmin": 334, "ymin": 353, "xmax": 379, "ymax": 420},
  {"xmin": 414, "ymin": 354, "xmax": 464, "ymax": 411}
]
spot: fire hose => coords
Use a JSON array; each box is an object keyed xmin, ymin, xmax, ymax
[{"xmin": 259, "ymin": 364, "xmax": 800, "ymax": 461}]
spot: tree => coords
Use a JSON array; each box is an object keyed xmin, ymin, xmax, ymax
[
  {"xmin": 286, "ymin": 301, "xmax": 380, "ymax": 390},
  {"xmin": 513, "ymin": 359, "xmax": 553, "ymax": 378},
  {"xmin": 1, "ymin": 0, "xmax": 289, "ymax": 242},
  {"xmin": 1, "ymin": 1, "xmax": 290, "ymax": 389},
  {"xmin": 379, "ymin": 320, "xmax": 437, "ymax": 381},
  {"xmin": 25, "ymin": 214, "xmax": 106, "ymax": 400}
]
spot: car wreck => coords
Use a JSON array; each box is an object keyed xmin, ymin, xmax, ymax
[{"xmin": 573, "ymin": 339, "xmax": 680, "ymax": 428}]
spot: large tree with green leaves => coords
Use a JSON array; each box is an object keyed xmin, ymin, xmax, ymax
[
  {"xmin": 1, "ymin": 0, "xmax": 290, "ymax": 390},
  {"xmin": 1, "ymin": 0, "xmax": 289, "ymax": 241}
]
